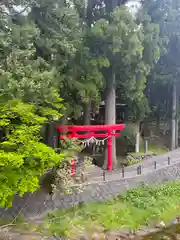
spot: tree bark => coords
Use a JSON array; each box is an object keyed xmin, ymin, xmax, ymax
[
  {"xmin": 45, "ymin": 122, "xmax": 56, "ymax": 148},
  {"xmin": 83, "ymin": 99, "xmax": 91, "ymax": 125},
  {"xmin": 175, "ymin": 89, "xmax": 179, "ymax": 148},
  {"xmin": 175, "ymin": 117, "xmax": 179, "ymax": 148},
  {"xmin": 103, "ymin": 70, "xmax": 116, "ymax": 169},
  {"xmin": 60, "ymin": 114, "xmax": 67, "ymax": 125},
  {"xmin": 135, "ymin": 122, "xmax": 140, "ymax": 153},
  {"xmin": 171, "ymin": 81, "xmax": 176, "ymax": 150},
  {"xmin": 156, "ymin": 115, "xmax": 160, "ymax": 134}
]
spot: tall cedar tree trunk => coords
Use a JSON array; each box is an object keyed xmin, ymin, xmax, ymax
[
  {"xmin": 104, "ymin": 70, "xmax": 116, "ymax": 169},
  {"xmin": 171, "ymin": 81, "xmax": 177, "ymax": 150},
  {"xmin": 135, "ymin": 122, "xmax": 140, "ymax": 153},
  {"xmin": 87, "ymin": 0, "xmax": 124, "ymax": 168},
  {"xmin": 156, "ymin": 115, "xmax": 160, "ymax": 134},
  {"xmin": 175, "ymin": 114, "xmax": 179, "ymax": 148},
  {"xmin": 103, "ymin": 0, "xmax": 119, "ymax": 169},
  {"xmin": 83, "ymin": 99, "xmax": 91, "ymax": 125},
  {"xmin": 45, "ymin": 123, "xmax": 57, "ymax": 148},
  {"xmin": 175, "ymin": 88, "xmax": 179, "ymax": 148}
]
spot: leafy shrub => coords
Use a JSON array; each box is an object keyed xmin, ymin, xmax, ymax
[
  {"xmin": 119, "ymin": 124, "xmax": 143, "ymax": 154},
  {"xmin": 52, "ymin": 139, "xmax": 93, "ymax": 193},
  {"xmin": 44, "ymin": 181, "xmax": 180, "ymax": 237},
  {"xmin": 124, "ymin": 155, "xmax": 140, "ymax": 166},
  {"xmin": 0, "ymin": 99, "xmax": 65, "ymax": 207},
  {"xmin": 122, "ymin": 182, "xmax": 180, "ymax": 210}
]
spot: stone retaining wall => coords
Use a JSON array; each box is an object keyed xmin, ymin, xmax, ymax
[{"xmin": 1, "ymin": 160, "xmax": 180, "ymax": 221}]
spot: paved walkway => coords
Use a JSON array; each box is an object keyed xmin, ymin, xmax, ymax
[{"xmin": 86, "ymin": 148, "xmax": 180, "ymax": 182}]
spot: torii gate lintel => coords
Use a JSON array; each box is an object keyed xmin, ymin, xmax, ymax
[{"xmin": 57, "ymin": 124, "xmax": 125, "ymax": 171}]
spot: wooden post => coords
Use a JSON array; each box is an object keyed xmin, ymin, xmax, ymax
[
  {"xmin": 122, "ymin": 167, "xmax": 124, "ymax": 178},
  {"xmin": 103, "ymin": 171, "xmax": 106, "ymax": 181},
  {"xmin": 154, "ymin": 161, "xmax": 157, "ymax": 170},
  {"xmin": 168, "ymin": 157, "xmax": 170, "ymax": 165},
  {"xmin": 137, "ymin": 165, "xmax": 141, "ymax": 175}
]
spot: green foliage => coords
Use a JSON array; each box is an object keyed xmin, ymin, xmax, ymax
[
  {"xmin": 125, "ymin": 156, "xmax": 140, "ymax": 166},
  {"xmin": 52, "ymin": 139, "xmax": 83, "ymax": 193},
  {"xmin": 0, "ymin": 0, "xmax": 170, "ymax": 207},
  {"xmin": 0, "ymin": 100, "xmax": 65, "ymax": 207},
  {"xmin": 120, "ymin": 124, "xmax": 142, "ymax": 152},
  {"xmin": 90, "ymin": 5, "xmax": 160, "ymax": 122},
  {"xmin": 143, "ymin": 0, "xmax": 180, "ymax": 121},
  {"xmin": 26, "ymin": 0, "xmax": 104, "ymax": 120},
  {"xmin": 123, "ymin": 182, "xmax": 180, "ymax": 211},
  {"xmin": 39, "ymin": 181, "xmax": 180, "ymax": 237},
  {"xmin": 0, "ymin": 18, "xmax": 64, "ymax": 118},
  {"xmin": 0, "ymin": 2, "xmax": 74, "ymax": 206}
]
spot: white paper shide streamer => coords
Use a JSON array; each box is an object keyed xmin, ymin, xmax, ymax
[{"xmin": 82, "ymin": 136, "xmax": 109, "ymax": 148}]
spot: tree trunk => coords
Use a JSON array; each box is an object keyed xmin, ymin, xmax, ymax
[
  {"xmin": 171, "ymin": 81, "xmax": 176, "ymax": 150},
  {"xmin": 175, "ymin": 117, "xmax": 179, "ymax": 148},
  {"xmin": 60, "ymin": 114, "xmax": 67, "ymax": 125},
  {"xmin": 83, "ymin": 99, "xmax": 91, "ymax": 125},
  {"xmin": 45, "ymin": 122, "xmax": 56, "ymax": 148},
  {"xmin": 103, "ymin": 70, "xmax": 116, "ymax": 169},
  {"xmin": 135, "ymin": 122, "xmax": 140, "ymax": 153},
  {"xmin": 175, "ymin": 89, "xmax": 179, "ymax": 148},
  {"xmin": 156, "ymin": 115, "xmax": 160, "ymax": 134}
]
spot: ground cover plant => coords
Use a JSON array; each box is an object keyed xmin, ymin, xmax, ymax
[{"xmin": 34, "ymin": 181, "xmax": 180, "ymax": 238}]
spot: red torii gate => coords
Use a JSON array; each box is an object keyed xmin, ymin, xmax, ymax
[{"xmin": 57, "ymin": 124, "xmax": 125, "ymax": 171}]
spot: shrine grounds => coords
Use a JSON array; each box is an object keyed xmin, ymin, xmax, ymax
[{"xmin": 10, "ymin": 180, "xmax": 180, "ymax": 239}]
